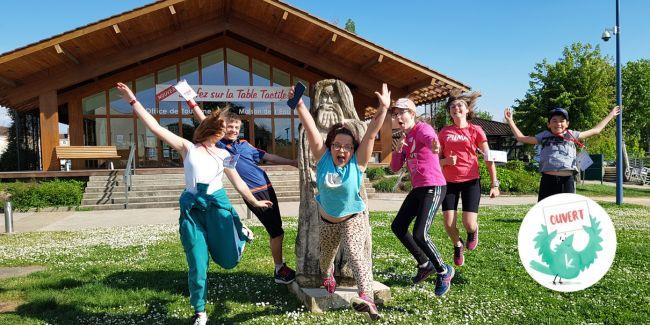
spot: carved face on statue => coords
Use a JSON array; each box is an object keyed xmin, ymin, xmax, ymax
[{"xmin": 316, "ymin": 85, "xmax": 344, "ymax": 130}]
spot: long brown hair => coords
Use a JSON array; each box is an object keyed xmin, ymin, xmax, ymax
[
  {"xmin": 445, "ymin": 89, "xmax": 482, "ymax": 120},
  {"xmin": 193, "ymin": 110, "xmax": 226, "ymax": 143},
  {"xmin": 324, "ymin": 123, "xmax": 359, "ymax": 152}
]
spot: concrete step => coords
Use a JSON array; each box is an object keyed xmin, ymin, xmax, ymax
[
  {"xmin": 86, "ymin": 177, "xmax": 301, "ymax": 188},
  {"xmin": 83, "ymin": 189, "xmax": 302, "ymax": 204},
  {"xmin": 88, "ymin": 171, "xmax": 299, "ymax": 182}
]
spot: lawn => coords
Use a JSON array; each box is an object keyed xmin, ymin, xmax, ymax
[
  {"xmin": 0, "ymin": 204, "xmax": 648, "ymax": 324},
  {"xmin": 576, "ymin": 183, "xmax": 650, "ymax": 197}
]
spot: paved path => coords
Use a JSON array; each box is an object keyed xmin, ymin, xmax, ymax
[{"xmin": 1, "ymin": 194, "xmax": 647, "ymax": 233}]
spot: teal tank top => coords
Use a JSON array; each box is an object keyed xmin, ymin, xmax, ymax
[{"xmin": 315, "ymin": 149, "xmax": 366, "ymax": 218}]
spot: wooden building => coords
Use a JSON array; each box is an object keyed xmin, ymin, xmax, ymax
[{"xmin": 0, "ymin": 0, "xmax": 469, "ymax": 171}]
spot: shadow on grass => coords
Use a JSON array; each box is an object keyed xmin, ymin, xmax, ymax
[
  {"xmin": 13, "ymin": 270, "xmax": 301, "ymax": 323},
  {"xmin": 493, "ymin": 218, "xmax": 523, "ymax": 224}
]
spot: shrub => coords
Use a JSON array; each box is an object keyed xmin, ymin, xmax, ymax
[
  {"xmin": 402, "ymin": 180, "xmax": 413, "ymax": 192},
  {"xmin": 383, "ymin": 166, "xmax": 396, "ymax": 175},
  {"xmin": 0, "ymin": 179, "xmax": 84, "ymax": 211},
  {"xmin": 479, "ymin": 160, "xmax": 540, "ymax": 194},
  {"xmin": 373, "ymin": 176, "xmax": 398, "ymax": 192},
  {"xmin": 365, "ymin": 167, "xmax": 386, "ymax": 181}
]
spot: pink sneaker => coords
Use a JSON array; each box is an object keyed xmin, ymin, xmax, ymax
[
  {"xmin": 350, "ymin": 293, "xmax": 381, "ymax": 321},
  {"xmin": 322, "ymin": 275, "xmax": 336, "ymax": 294},
  {"xmin": 467, "ymin": 228, "xmax": 479, "ymax": 251},
  {"xmin": 453, "ymin": 241, "xmax": 465, "ymax": 266}
]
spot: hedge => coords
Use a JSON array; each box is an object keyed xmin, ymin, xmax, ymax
[
  {"xmin": 479, "ymin": 160, "xmax": 540, "ymax": 194},
  {"xmin": 0, "ymin": 179, "xmax": 85, "ymax": 211},
  {"xmin": 365, "ymin": 167, "xmax": 386, "ymax": 181}
]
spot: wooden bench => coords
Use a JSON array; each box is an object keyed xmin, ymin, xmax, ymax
[{"xmin": 55, "ymin": 146, "xmax": 121, "ymax": 170}]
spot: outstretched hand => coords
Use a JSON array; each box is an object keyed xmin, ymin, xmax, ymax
[
  {"xmin": 116, "ymin": 82, "xmax": 136, "ymax": 103},
  {"xmin": 374, "ymin": 83, "xmax": 391, "ymax": 110},
  {"xmin": 253, "ymin": 200, "xmax": 273, "ymax": 208},
  {"xmin": 289, "ymin": 87, "xmax": 306, "ymax": 110},
  {"xmin": 504, "ymin": 107, "xmax": 513, "ymax": 121},
  {"xmin": 609, "ymin": 105, "xmax": 621, "ymax": 117}
]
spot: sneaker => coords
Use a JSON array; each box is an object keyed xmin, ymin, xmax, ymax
[
  {"xmin": 453, "ymin": 241, "xmax": 465, "ymax": 266},
  {"xmin": 190, "ymin": 312, "xmax": 207, "ymax": 325},
  {"xmin": 322, "ymin": 274, "xmax": 337, "ymax": 294},
  {"xmin": 412, "ymin": 261, "xmax": 435, "ymax": 284},
  {"xmin": 350, "ymin": 293, "xmax": 381, "ymax": 321},
  {"xmin": 434, "ymin": 264, "xmax": 455, "ymax": 297},
  {"xmin": 466, "ymin": 228, "xmax": 478, "ymax": 251},
  {"xmin": 274, "ymin": 263, "xmax": 296, "ymax": 284},
  {"xmin": 242, "ymin": 225, "xmax": 255, "ymax": 243}
]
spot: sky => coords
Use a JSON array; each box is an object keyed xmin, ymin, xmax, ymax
[{"xmin": 1, "ymin": 0, "xmax": 649, "ymax": 128}]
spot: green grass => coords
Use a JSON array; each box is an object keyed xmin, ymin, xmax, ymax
[
  {"xmin": 576, "ymin": 183, "xmax": 650, "ymax": 197},
  {"xmin": 0, "ymin": 204, "xmax": 648, "ymax": 324}
]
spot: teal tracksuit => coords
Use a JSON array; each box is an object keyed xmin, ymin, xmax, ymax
[{"xmin": 179, "ymin": 183, "xmax": 250, "ymax": 312}]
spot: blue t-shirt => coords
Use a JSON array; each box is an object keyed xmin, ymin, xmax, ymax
[
  {"xmin": 315, "ymin": 149, "xmax": 366, "ymax": 218},
  {"xmin": 217, "ymin": 139, "xmax": 271, "ymax": 192},
  {"xmin": 535, "ymin": 130, "xmax": 581, "ymax": 173}
]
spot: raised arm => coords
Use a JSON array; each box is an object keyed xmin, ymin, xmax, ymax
[
  {"xmin": 578, "ymin": 106, "xmax": 620, "ymax": 139},
  {"xmin": 290, "ymin": 87, "xmax": 325, "ymax": 161},
  {"xmin": 262, "ymin": 153, "xmax": 298, "ymax": 167},
  {"xmin": 504, "ymin": 107, "xmax": 538, "ymax": 145},
  {"xmin": 224, "ymin": 168, "xmax": 273, "ymax": 208},
  {"xmin": 357, "ymin": 83, "xmax": 390, "ymax": 170},
  {"xmin": 116, "ymin": 82, "xmax": 190, "ymax": 155},
  {"xmin": 188, "ymin": 98, "xmax": 207, "ymax": 122}
]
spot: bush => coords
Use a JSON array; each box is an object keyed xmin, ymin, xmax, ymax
[
  {"xmin": 0, "ymin": 179, "xmax": 84, "ymax": 211},
  {"xmin": 373, "ymin": 176, "xmax": 398, "ymax": 192},
  {"xmin": 365, "ymin": 167, "xmax": 386, "ymax": 181},
  {"xmin": 479, "ymin": 160, "xmax": 540, "ymax": 194},
  {"xmin": 383, "ymin": 166, "xmax": 396, "ymax": 175}
]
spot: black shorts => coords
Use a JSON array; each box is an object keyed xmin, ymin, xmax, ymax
[
  {"xmin": 538, "ymin": 173, "xmax": 575, "ymax": 202},
  {"xmin": 244, "ymin": 187, "xmax": 284, "ymax": 239},
  {"xmin": 441, "ymin": 178, "xmax": 481, "ymax": 213}
]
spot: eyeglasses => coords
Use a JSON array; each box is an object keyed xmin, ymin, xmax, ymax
[
  {"xmin": 391, "ymin": 109, "xmax": 409, "ymax": 118},
  {"xmin": 332, "ymin": 142, "xmax": 354, "ymax": 152}
]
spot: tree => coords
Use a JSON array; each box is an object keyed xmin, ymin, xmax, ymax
[
  {"xmin": 344, "ymin": 19, "xmax": 356, "ymax": 34},
  {"xmin": 622, "ymin": 59, "xmax": 650, "ymax": 155},
  {"xmin": 474, "ymin": 109, "xmax": 494, "ymax": 121},
  {"xmin": 512, "ymin": 43, "xmax": 617, "ymax": 158}
]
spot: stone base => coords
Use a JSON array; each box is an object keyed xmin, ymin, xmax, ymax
[{"xmin": 288, "ymin": 280, "xmax": 390, "ymax": 313}]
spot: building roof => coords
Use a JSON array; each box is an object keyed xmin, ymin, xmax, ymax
[
  {"xmin": 472, "ymin": 118, "xmax": 513, "ymax": 136},
  {"xmin": 0, "ymin": 0, "xmax": 469, "ymax": 111}
]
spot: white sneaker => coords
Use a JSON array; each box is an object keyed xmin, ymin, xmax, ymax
[{"xmin": 191, "ymin": 312, "xmax": 207, "ymax": 325}]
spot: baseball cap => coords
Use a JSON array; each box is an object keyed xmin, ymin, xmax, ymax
[
  {"xmin": 391, "ymin": 98, "xmax": 416, "ymax": 112},
  {"xmin": 549, "ymin": 107, "xmax": 569, "ymax": 120}
]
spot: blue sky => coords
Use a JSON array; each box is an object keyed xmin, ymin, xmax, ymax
[{"xmin": 1, "ymin": 0, "xmax": 649, "ymax": 127}]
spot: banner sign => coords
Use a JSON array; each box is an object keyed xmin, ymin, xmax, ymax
[
  {"xmin": 155, "ymin": 84, "xmax": 291, "ymax": 102},
  {"xmin": 543, "ymin": 199, "xmax": 592, "ymax": 234}
]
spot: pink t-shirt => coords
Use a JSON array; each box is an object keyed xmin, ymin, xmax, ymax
[
  {"xmin": 390, "ymin": 122, "xmax": 446, "ymax": 188},
  {"xmin": 438, "ymin": 123, "xmax": 488, "ymax": 183}
]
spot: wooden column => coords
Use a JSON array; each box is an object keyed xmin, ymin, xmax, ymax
[
  {"xmin": 68, "ymin": 97, "xmax": 84, "ymax": 169},
  {"xmin": 39, "ymin": 90, "xmax": 59, "ymax": 171},
  {"xmin": 380, "ymin": 113, "xmax": 392, "ymax": 163}
]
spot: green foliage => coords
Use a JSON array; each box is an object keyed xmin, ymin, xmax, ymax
[
  {"xmin": 622, "ymin": 59, "xmax": 650, "ymax": 154},
  {"xmin": 373, "ymin": 176, "xmax": 398, "ymax": 192},
  {"xmin": 344, "ymin": 18, "xmax": 356, "ymax": 34},
  {"xmin": 365, "ymin": 167, "xmax": 386, "ymax": 181},
  {"xmin": 479, "ymin": 161, "xmax": 540, "ymax": 194},
  {"xmin": 383, "ymin": 166, "xmax": 396, "ymax": 175},
  {"xmin": 474, "ymin": 109, "xmax": 494, "ymax": 121},
  {"xmin": 0, "ymin": 179, "xmax": 84, "ymax": 211}
]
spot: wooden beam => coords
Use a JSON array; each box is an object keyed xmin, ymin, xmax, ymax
[
  {"xmin": 0, "ymin": 75, "xmax": 17, "ymax": 87},
  {"xmin": 111, "ymin": 24, "xmax": 132, "ymax": 48},
  {"xmin": 6, "ymin": 18, "xmax": 228, "ymax": 106},
  {"xmin": 317, "ymin": 33, "xmax": 337, "ymax": 54},
  {"xmin": 227, "ymin": 20, "xmax": 397, "ymax": 97},
  {"xmin": 39, "ymin": 90, "xmax": 59, "ymax": 171},
  {"xmin": 405, "ymin": 77, "xmax": 435, "ymax": 93},
  {"xmin": 261, "ymin": 0, "xmax": 470, "ymax": 91},
  {"xmin": 360, "ymin": 54, "xmax": 383, "ymax": 72},
  {"xmin": 54, "ymin": 44, "xmax": 80, "ymax": 65},
  {"xmin": 0, "ymin": 0, "xmax": 186, "ymax": 65},
  {"xmin": 273, "ymin": 11, "xmax": 288, "ymax": 34},
  {"xmin": 224, "ymin": 0, "xmax": 231, "ymax": 22},
  {"xmin": 169, "ymin": 5, "xmax": 181, "ymax": 30}
]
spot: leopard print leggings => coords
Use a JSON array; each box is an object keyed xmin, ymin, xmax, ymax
[{"xmin": 319, "ymin": 212, "xmax": 373, "ymax": 295}]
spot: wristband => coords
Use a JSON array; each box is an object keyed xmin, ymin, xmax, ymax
[
  {"xmin": 187, "ymin": 100, "xmax": 198, "ymax": 109},
  {"xmin": 129, "ymin": 98, "xmax": 138, "ymax": 106}
]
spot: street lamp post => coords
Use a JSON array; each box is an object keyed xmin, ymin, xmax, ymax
[{"xmin": 602, "ymin": 0, "xmax": 623, "ymax": 205}]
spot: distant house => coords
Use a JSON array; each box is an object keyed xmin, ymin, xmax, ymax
[{"xmin": 470, "ymin": 118, "xmax": 522, "ymax": 160}]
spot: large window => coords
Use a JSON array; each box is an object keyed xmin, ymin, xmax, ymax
[{"xmin": 79, "ymin": 46, "xmax": 313, "ymax": 168}]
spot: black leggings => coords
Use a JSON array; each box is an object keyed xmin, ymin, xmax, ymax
[
  {"xmin": 538, "ymin": 173, "xmax": 575, "ymax": 202},
  {"xmin": 391, "ymin": 186, "xmax": 446, "ymax": 273}
]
